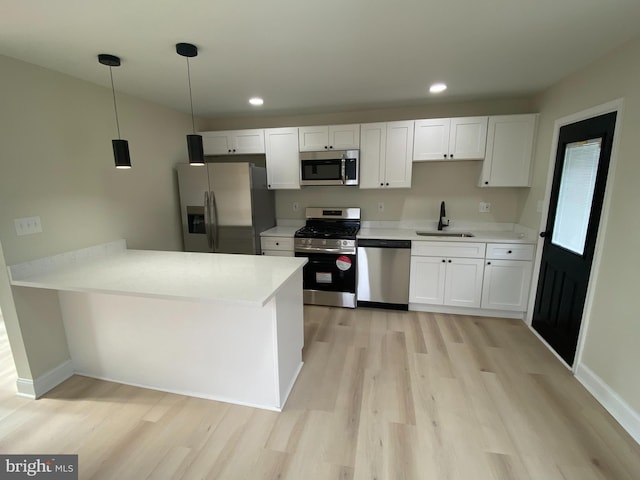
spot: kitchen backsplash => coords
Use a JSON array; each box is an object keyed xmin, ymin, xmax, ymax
[{"xmin": 275, "ymin": 161, "xmax": 523, "ymax": 223}]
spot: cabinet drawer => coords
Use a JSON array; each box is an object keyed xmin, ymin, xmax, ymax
[
  {"xmin": 486, "ymin": 243, "xmax": 534, "ymax": 261},
  {"xmin": 411, "ymin": 241, "xmax": 486, "ymax": 259},
  {"xmin": 261, "ymin": 236, "xmax": 294, "ymax": 251},
  {"xmin": 262, "ymin": 250, "xmax": 294, "ymax": 257}
]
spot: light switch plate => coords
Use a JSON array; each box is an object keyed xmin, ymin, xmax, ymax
[
  {"xmin": 15, "ymin": 216, "xmax": 43, "ymax": 236},
  {"xmin": 292, "ymin": 202, "xmax": 299, "ymax": 212}
]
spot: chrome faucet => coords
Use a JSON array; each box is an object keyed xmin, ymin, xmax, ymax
[{"xmin": 437, "ymin": 201, "xmax": 449, "ymax": 230}]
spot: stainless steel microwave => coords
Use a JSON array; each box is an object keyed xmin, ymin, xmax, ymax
[{"xmin": 300, "ymin": 150, "xmax": 359, "ymax": 186}]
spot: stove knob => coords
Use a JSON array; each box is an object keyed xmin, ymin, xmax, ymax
[
  {"xmin": 342, "ymin": 240, "xmax": 347, "ymax": 246},
  {"xmin": 335, "ymin": 240, "xmax": 341, "ymax": 247}
]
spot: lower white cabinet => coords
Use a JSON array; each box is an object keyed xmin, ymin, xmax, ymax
[
  {"xmin": 481, "ymin": 243, "xmax": 534, "ymax": 311},
  {"xmin": 261, "ymin": 236, "xmax": 294, "ymax": 257},
  {"xmin": 409, "ymin": 241, "xmax": 486, "ymax": 308},
  {"xmin": 410, "ymin": 256, "xmax": 484, "ymax": 307}
]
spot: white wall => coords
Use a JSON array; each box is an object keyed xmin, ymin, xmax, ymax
[
  {"xmin": 0, "ymin": 55, "xmax": 193, "ymax": 380},
  {"xmin": 519, "ymin": 35, "xmax": 640, "ymax": 417}
]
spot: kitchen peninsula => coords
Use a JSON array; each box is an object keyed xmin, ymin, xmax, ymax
[{"xmin": 8, "ymin": 240, "xmax": 307, "ymax": 411}]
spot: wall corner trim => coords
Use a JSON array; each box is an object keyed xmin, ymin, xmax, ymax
[
  {"xmin": 15, "ymin": 359, "xmax": 74, "ymax": 399},
  {"xmin": 575, "ymin": 362, "xmax": 640, "ymax": 445}
]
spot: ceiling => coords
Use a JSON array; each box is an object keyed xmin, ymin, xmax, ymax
[{"xmin": 2, "ymin": 0, "xmax": 640, "ymax": 118}]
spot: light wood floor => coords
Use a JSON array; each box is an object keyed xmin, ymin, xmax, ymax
[{"xmin": 1, "ymin": 306, "xmax": 639, "ymax": 479}]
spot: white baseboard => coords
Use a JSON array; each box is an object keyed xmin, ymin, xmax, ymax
[
  {"xmin": 409, "ymin": 303, "xmax": 525, "ymax": 320},
  {"xmin": 575, "ymin": 362, "xmax": 640, "ymax": 445},
  {"xmin": 16, "ymin": 359, "xmax": 74, "ymax": 399}
]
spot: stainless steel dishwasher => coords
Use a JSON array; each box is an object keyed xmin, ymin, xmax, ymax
[{"xmin": 357, "ymin": 239, "xmax": 411, "ymax": 310}]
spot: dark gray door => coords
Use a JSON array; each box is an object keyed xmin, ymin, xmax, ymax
[{"xmin": 532, "ymin": 112, "xmax": 616, "ymax": 365}]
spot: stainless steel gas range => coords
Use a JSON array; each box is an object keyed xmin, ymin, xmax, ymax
[{"xmin": 294, "ymin": 207, "xmax": 361, "ymax": 308}]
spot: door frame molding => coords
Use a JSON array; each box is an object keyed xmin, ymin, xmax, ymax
[{"xmin": 526, "ymin": 98, "xmax": 624, "ymax": 372}]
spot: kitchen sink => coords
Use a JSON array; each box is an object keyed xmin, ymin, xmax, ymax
[{"xmin": 416, "ymin": 231, "xmax": 475, "ymax": 237}]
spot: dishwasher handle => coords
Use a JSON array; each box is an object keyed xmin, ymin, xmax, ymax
[{"xmin": 357, "ymin": 239, "xmax": 411, "ymax": 249}]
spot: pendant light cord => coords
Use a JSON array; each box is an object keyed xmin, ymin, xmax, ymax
[
  {"xmin": 108, "ymin": 65, "xmax": 122, "ymax": 140},
  {"xmin": 186, "ymin": 57, "xmax": 196, "ymax": 133}
]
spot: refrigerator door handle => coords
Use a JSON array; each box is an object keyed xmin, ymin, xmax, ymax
[
  {"xmin": 204, "ymin": 191, "xmax": 213, "ymax": 251},
  {"xmin": 210, "ymin": 190, "xmax": 219, "ymax": 252}
]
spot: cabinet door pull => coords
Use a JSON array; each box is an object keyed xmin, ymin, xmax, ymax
[
  {"xmin": 448, "ymin": 259, "xmax": 452, "ymax": 263},
  {"xmin": 507, "ymin": 250, "xmax": 512, "ymax": 254},
  {"xmin": 487, "ymin": 261, "xmax": 491, "ymax": 265},
  {"xmin": 441, "ymin": 259, "xmax": 446, "ymax": 263},
  {"xmin": 443, "ymin": 154, "xmax": 447, "ymax": 159}
]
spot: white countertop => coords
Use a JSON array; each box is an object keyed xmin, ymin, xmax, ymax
[
  {"xmin": 261, "ymin": 221, "xmax": 537, "ymax": 244},
  {"xmin": 10, "ymin": 249, "xmax": 307, "ymax": 307},
  {"xmin": 260, "ymin": 226, "xmax": 300, "ymax": 237},
  {"xmin": 357, "ymin": 227, "xmax": 536, "ymax": 244}
]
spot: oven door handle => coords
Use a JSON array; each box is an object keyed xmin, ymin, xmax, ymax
[
  {"xmin": 296, "ymin": 247, "xmax": 353, "ymax": 254},
  {"xmin": 341, "ymin": 158, "xmax": 346, "ymax": 184}
]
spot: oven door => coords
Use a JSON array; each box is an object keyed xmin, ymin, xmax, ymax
[{"xmin": 295, "ymin": 251, "xmax": 357, "ymax": 308}]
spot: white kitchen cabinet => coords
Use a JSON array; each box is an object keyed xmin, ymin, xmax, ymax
[
  {"xmin": 481, "ymin": 243, "xmax": 534, "ymax": 311},
  {"xmin": 298, "ymin": 124, "xmax": 360, "ymax": 151},
  {"xmin": 264, "ymin": 127, "xmax": 300, "ymax": 190},
  {"xmin": 413, "ymin": 116, "xmax": 488, "ymax": 161},
  {"xmin": 409, "ymin": 241, "xmax": 486, "ymax": 308},
  {"xmin": 479, "ymin": 114, "xmax": 538, "ymax": 187},
  {"xmin": 359, "ymin": 121, "xmax": 414, "ymax": 189},
  {"xmin": 201, "ymin": 129, "xmax": 265, "ymax": 155},
  {"xmin": 261, "ymin": 236, "xmax": 295, "ymax": 257}
]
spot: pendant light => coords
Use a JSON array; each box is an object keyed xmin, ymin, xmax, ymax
[
  {"xmin": 176, "ymin": 42, "xmax": 204, "ymax": 166},
  {"xmin": 98, "ymin": 54, "xmax": 131, "ymax": 169}
]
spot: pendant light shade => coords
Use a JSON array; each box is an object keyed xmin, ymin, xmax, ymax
[
  {"xmin": 112, "ymin": 139, "xmax": 131, "ymax": 168},
  {"xmin": 98, "ymin": 54, "xmax": 132, "ymax": 169},
  {"xmin": 176, "ymin": 42, "xmax": 204, "ymax": 166},
  {"xmin": 187, "ymin": 134, "xmax": 204, "ymax": 165}
]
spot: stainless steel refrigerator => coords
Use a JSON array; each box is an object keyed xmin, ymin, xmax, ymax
[{"xmin": 176, "ymin": 163, "xmax": 276, "ymax": 254}]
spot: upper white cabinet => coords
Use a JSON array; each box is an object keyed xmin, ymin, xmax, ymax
[
  {"xmin": 202, "ymin": 129, "xmax": 265, "ymax": 155},
  {"xmin": 413, "ymin": 116, "xmax": 488, "ymax": 161},
  {"xmin": 264, "ymin": 127, "xmax": 300, "ymax": 190},
  {"xmin": 298, "ymin": 124, "xmax": 360, "ymax": 152},
  {"xmin": 479, "ymin": 114, "xmax": 538, "ymax": 187},
  {"xmin": 359, "ymin": 121, "xmax": 414, "ymax": 189}
]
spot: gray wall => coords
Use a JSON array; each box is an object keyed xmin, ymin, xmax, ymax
[
  {"xmin": 519, "ymin": 35, "xmax": 640, "ymax": 414},
  {"xmin": 203, "ymin": 97, "xmax": 536, "ymax": 225},
  {"xmin": 0, "ymin": 54, "xmax": 193, "ymax": 379}
]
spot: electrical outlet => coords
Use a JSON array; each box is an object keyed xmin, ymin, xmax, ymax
[
  {"xmin": 479, "ymin": 202, "xmax": 491, "ymax": 213},
  {"xmin": 378, "ymin": 202, "xmax": 384, "ymax": 212},
  {"xmin": 14, "ymin": 216, "xmax": 43, "ymax": 236},
  {"xmin": 292, "ymin": 202, "xmax": 299, "ymax": 212}
]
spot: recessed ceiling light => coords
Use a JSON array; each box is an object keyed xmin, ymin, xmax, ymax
[
  {"xmin": 249, "ymin": 97, "xmax": 264, "ymax": 106},
  {"xmin": 429, "ymin": 83, "xmax": 447, "ymax": 94}
]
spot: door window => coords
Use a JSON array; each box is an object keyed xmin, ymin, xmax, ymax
[{"xmin": 551, "ymin": 138, "xmax": 602, "ymax": 255}]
